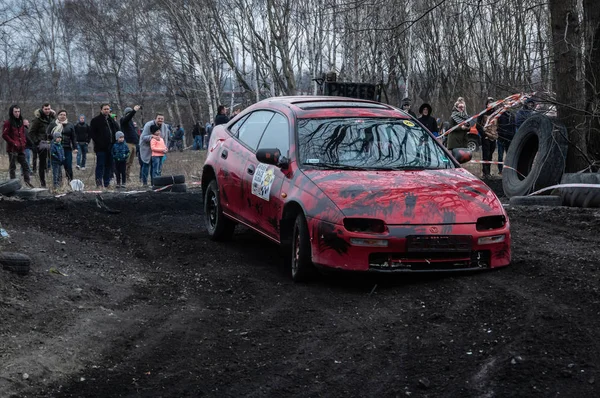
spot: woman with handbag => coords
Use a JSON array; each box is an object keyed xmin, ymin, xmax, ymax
[
  {"xmin": 46, "ymin": 110, "xmax": 77, "ymax": 181},
  {"xmin": 29, "ymin": 103, "xmax": 56, "ymax": 187}
]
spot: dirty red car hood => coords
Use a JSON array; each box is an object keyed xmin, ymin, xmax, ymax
[{"xmin": 302, "ymin": 168, "xmax": 503, "ymax": 224}]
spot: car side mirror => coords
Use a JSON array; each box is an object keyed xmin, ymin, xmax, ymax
[
  {"xmin": 451, "ymin": 148, "xmax": 472, "ymax": 164},
  {"xmin": 256, "ymin": 148, "xmax": 288, "ymax": 169}
]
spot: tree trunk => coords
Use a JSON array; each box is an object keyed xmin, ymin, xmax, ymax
[
  {"xmin": 549, "ymin": 0, "xmax": 588, "ymax": 171},
  {"xmin": 583, "ymin": 0, "xmax": 600, "ymax": 163}
]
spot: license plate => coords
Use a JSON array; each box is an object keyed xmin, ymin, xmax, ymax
[{"xmin": 406, "ymin": 235, "xmax": 471, "ymax": 252}]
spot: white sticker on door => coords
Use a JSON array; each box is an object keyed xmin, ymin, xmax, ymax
[{"xmin": 251, "ymin": 163, "xmax": 275, "ymax": 201}]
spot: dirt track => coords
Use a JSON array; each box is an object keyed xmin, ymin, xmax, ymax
[{"xmin": 1, "ymin": 184, "xmax": 600, "ymax": 397}]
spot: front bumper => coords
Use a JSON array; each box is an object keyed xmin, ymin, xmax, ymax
[{"xmin": 309, "ymin": 219, "xmax": 511, "ymax": 272}]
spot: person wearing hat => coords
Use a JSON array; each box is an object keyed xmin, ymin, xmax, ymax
[
  {"xmin": 50, "ymin": 131, "xmax": 65, "ymax": 188},
  {"xmin": 516, "ymin": 98, "xmax": 536, "ymax": 130},
  {"xmin": 401, "ymin": 97, "xmax": 417, "ymax": 118},
  {"xmin": 417, "ymin": 103, "xmax": 438, "ymax": 136},
  {"xmin": 447, "ymin": 97, "xmax": 471, "ymax": 150},
  {"xmin": 120, "ymin": 105, "xmax": 141, "ymax": 180},
  {"xmin": 111, "ymin": 131, "xmax": 130, "ymax": 189}
]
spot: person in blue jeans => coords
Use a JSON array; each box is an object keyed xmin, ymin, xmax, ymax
[
  {"xmin": 75, "ymin": 114, "xmax": 90, "ymax": 169},
  {"xmin": 89, "ymin": 104, "xmax": 119, "ymax": 188},
  {"xmin": 50, "ymin": 131, "xmax": 65, "ymax": 188}
]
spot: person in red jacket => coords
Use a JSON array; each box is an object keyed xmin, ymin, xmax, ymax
[{"xmin": 2, "ymin": 105, "xmax": 33, "ymax": 188}]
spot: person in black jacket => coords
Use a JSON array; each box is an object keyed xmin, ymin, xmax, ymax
[
  {"xmin": 89, "ymin": 103, "xmax": 119, "ymax": 188},
  {"xmin": 120, "ymin": 105, "xmax": 141, "ymax": 180},
  {"xmin": 28, "ymin": 103, "xmax": 56, "ymax": 187},
  {"xmin": 401, "ymin": 98, "xmax": 417, "ymax": 118},
  {"xmin": 75, "ymin": 115, "xmax": 91, "ymax": 170},
  {"xmin": 46, "ymin": 110, "xmax": 78, "ymax": 182},
  {"xmin": 497, "ymin": 110, "xmax": 516, "ymax": 175},
  {"xmin": 417, "ymin": 103, "xmax": 439, "ymax": 136},
  {"xmin": 214, "ymin": 105, "xmax": 229, "ymax": 126}
]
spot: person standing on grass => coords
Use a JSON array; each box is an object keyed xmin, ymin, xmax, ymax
[
  {"xmin": 23, "ymin": 119, "xmax": 34, "ymax": 173},
  {"xmin": 50, "ymin": 131, "xmax": 65, "ymax": 188},
  {"xmin": 150, "ymin": 127, "xmax": 168, "ymax": 180},
  {"xmin": 139, "ymin": 113, "xmax": 169, "ymax": 186},
  {"xmin": 75, "ymin": 114, "xmax": 90, "ymax": 170},
  {"xmin": 120, "ymin": 105, "xmax": 141, "ymax": 180},
  {"xmin": 111, "ymin": 131, "xmax": 130, "ymax": 189},
  {"xmin": 90, "ymin": 103, "xmax": 119, "ymax": 188},
  {"xmin": 2, "ymin": 105, "xmax": 33, "ymax": 188},
  {"xmin": 29, "ymin": 103, "xmax": 56, "ymax": 188},
  {"xmin": 47, "ymin": 110, "xmax": 77, "ymax": 182}
]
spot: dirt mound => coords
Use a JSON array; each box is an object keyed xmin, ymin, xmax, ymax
[{"xmin": 1, "ymin": 192, "xmax": 599, "ymax": 397}]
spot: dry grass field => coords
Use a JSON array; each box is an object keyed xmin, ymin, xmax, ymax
[{"xmin": 0, "ymin": 148, "xmax": 207, "ymax": 192}]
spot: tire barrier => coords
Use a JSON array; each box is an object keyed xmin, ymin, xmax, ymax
[
  {"xmin": 559, "ymin": 173, "xmax": 600, "ymax": 208},
  {"xmin": 502, "ymin": 115, "xmax": 568, "ymax": 198},
  {"xmin": 0, "ymin": 179, "xmax": 21, "ymax": 196},
  {"xmin": 509, "ymin": 195, "xmax": 563, "ymax": 207},
  {"xmin": 0, "ymin": 252, "xmax": 31, "ymax": 276}
]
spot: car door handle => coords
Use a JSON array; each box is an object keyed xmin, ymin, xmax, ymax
[
  {"xmin": 247, "ymin": 165, "xmax": 255, "ymax": 175},
  {"xmin": 221, "ymin": 149, "xmax": 228, "ymax": 159}
]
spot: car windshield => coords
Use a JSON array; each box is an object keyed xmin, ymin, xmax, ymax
[{"xmin": 297, "ymin": 118, "xmax": 454, "ymax": 170}]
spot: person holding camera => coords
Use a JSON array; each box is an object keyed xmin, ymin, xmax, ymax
[
  {"xmin": 447, "ymin": 97, "xmax": 470, "ymax": 150},
  {"xmin": 120, "ymin": 105, "xmax": 141, "ymax": 181}
]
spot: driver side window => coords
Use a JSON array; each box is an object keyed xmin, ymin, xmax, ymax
[
  {"xmin": 256, "ymin": 113, "xmax": 290, "ymax": 158},
  {"xmin": 237, "ymin": 111, "xmax": 274, "ymax": 151}
]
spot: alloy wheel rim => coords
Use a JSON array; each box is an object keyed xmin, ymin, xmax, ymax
[{"xmin": 208, "ymin": 192, "xmax": 218, "ymax": 227}]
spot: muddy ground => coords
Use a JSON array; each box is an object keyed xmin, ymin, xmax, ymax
[{"xmin": 1, "ymin": 181, "xmax": 600, "ymax": 398}]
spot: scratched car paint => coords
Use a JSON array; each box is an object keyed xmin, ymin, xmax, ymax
[{"xmin": 202, "ymin": 96, "xmax": 510, "ymax": 281}]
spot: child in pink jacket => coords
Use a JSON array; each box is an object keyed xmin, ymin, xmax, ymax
[{"xmin": 150, "ymin": 127, "xmax": 168, "ymax": 180}]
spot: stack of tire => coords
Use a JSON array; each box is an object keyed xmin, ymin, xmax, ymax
[
  {"xmin": 152, "ymin": 175, "xmax": 187, "ymax": 192},
  {"xmin": 503, "ymin": 114, "xmax": 569, "ymax": 206},
  {"xmin": 0, "ymin": 179, "xmax": 47, "ymax": 199}
]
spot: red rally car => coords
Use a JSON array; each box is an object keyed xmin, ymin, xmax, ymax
[{"xmin": 202, "ymin": 97, "xmax": 511, "ymax": 281}]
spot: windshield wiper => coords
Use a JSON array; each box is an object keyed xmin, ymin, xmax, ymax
[{"xmin": 302, "ymin": 162, "xmax": 366, "ymax": 170}]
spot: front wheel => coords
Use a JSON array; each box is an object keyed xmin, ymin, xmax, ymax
[
  {"xmin": 204, "ymin": 179, "xmax": 235, "ymax": 240},
  {"xmin": 290, "ymin": 214, "xmax": 317, "ymax": 282}
]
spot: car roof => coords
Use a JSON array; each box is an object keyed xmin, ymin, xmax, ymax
[{"xmin": 254, "ymin": 96, "xmax": 411, "ymax": 119}]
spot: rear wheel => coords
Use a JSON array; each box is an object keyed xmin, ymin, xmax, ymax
[
  {"xmin": 290, "ymin": 214, "xmax": 316, "ymax": 282},
  {"xmin": 204, "ymin": 179, "xmax": 235, "ymax": 240}
]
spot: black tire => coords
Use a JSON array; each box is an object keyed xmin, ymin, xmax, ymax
[
  {"xmin": 509, "ymin": 195, "xmax": 563, "ymax": 207},
  {"xmin": 14, "ymin": 189, "xmax": 40, "ymax": 199},
  {"xmin": 502, "ymin": 114, "xmax": 568, "ymax": 198},
  {"xmin": 560, "ymin": 172, "xmax": 600, "ymax": 208},
  {"xmin": 152, "ymin": 175, "xmax": 185, "ymax": 187},
  {"xmin": 152, "ymin": 183, "xmax": 187, "ymax": 193},
  {"xmin": 0, "ymin": 179, "xmax": 21, "ymax": 196},
  {"xmin": 467, "ymin": 137, "xmax": 479, "ymax": 152},
  {"xmin": 0, "ymin": 252, "xmax": 31, "ymax": 275},
  {"xmin": 290, "ymin": 214, "xmax": 317, "ymax": 282},
  {"xmin": 204, "ymin": 179, "xmax": 235, "ymax": 240}
]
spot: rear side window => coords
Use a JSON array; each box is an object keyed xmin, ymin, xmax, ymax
[
  {"xmin": 230, "ymin": 114, "xmax": 250, "ymax": 136},
  {"xmin": 238, "ymin": 111, "xmax": 274, "ymax": 151},
  {"xmin": 257, "ymin": 113, "xmax": 290, "ymax": 158}
]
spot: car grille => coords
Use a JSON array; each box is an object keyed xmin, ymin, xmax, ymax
[{"xmin": 368, "ymin": 235, "xmax": 490, "ymax": 271}]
